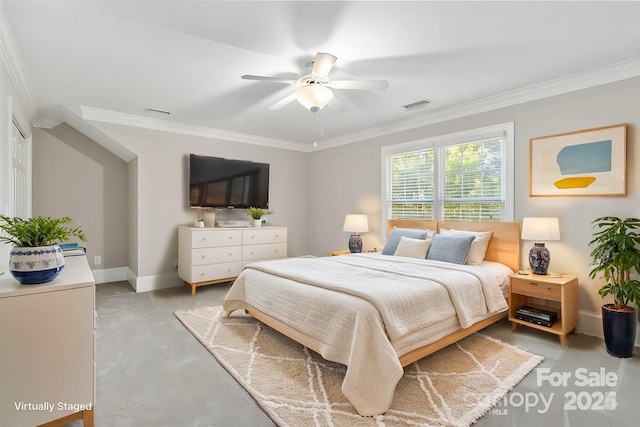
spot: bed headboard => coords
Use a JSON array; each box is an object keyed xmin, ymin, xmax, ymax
[{"xmin": 387, "ymin": 219, "xmax": 521, "ymax": 273}]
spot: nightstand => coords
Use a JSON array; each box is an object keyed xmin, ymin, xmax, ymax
[{"xmin": 509, "ymin": 273, "xmax": 579, "ymax": 346}]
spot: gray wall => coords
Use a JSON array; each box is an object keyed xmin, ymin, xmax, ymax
[
  {"xmin": 32, "ymin": 124, "xmax": 128, "ymax": 271},
  {"xmin": 84, "ymin": 122, "xmax": 310, "ymax": 291},
  {"xmin": 29, "ymin": 76, "xmax": 640, "ymax": 332},
  {"xmin": 309, "ymin": 76, "xmax": 640, "ymax": 321}
]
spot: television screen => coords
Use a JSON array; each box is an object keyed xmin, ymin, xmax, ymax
[{"xmin": 189, "ymin": 154, "xmax": 269, "ymax": 209}]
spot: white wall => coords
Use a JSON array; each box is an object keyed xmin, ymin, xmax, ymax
[
  {"xmin": 0, "ymin": 45, "xmax": 31, "ymax": 271},
  {"xmin": 86, "ymin": 122, "xmax": 310, "ymax": 291},
  {"xmin": 309, "ymin": 76, "xmax": 640, "ymax": 340}
]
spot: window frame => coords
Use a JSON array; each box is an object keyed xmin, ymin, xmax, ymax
[{"xmin": 381, "ymin": 122, "xmax": 514, "ymax": 238}]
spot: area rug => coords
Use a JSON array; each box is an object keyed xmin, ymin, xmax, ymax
[{"xmin": 175, "ymin": 306, "xmax": 543, "ymax": 427}]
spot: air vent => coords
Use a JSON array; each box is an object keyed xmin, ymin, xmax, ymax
[
  {"xmin": 144, "ymin": 107, "xmax": 171, "ymax": 115},
  {"xmin": 403, "ymin": 99, "xmax": 432, "ymax": 111}
]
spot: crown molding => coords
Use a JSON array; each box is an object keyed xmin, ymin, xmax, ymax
[
  {"xmin": 81, "ymin": 54, "xmax": 640, "ymax": 154},
  {"xmin": 0, "ymin": 3, "xmax": 38, "ymax": 126},
  {"xmin": 2, "ymin": 0, "xmax": 639, "ymax": 155},
  {"xmin": 313, "ymin": 57, "xmax": 640, "ymax": 151},
  {"xmin": 80, "ymin": 106, "xmax": 313, "ymax": 152}
]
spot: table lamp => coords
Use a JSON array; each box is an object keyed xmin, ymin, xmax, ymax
[
  {"xmin": 521, "ymin": 217, "xmax": 560, "ymax": 275},
  {"xmin": 343, "ymin": 214, "xmax": 369, "ymax": 253}
]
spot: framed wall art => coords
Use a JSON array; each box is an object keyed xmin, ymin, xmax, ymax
[{"xmin": 529, "ymin": 124, "xmax": 626, "ymax": 197}]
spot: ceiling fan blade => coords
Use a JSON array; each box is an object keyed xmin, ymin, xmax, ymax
[
  {"xmin": 330, "ymin": 79, "xmax": 389, "ymax": 90},
  {"xmin": 268, "ymin": 91, "xmax": 299, "ymax": 110},
  {"xmin": 241, "ymin": 75, "xmax": 297, "ymax": 85},
  {"xmin": 311, "ymin": 52, "xmax": 337, "ymax": 78}
]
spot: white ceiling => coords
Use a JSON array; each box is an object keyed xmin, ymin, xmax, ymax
[{"xmin": 3, "ymin": 1, "xmax": 640, "ymax": 151}]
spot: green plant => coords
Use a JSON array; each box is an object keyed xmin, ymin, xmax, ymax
[
  {"xmin": 245, "ymin": 207, "xmax": 267, "ymax": 220},
  {"xmin": 588, "ymin": 216, "xmax": 640, "ymax": 310},
  {"xmin": 0, "ymin": 215, "xmax": 87, "ymax": 247}
]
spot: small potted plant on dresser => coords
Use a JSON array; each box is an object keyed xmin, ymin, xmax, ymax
[
  {"xmin": 0, "ymin": 215, "xmax": 86, "ymax": 284},
  {"xmin": 246, "ymin": 207, "xmax": 268, "ymax": 227},
  {"xmin": 589, "ymin": 216, "xmax": 640, "ymax": 358}
]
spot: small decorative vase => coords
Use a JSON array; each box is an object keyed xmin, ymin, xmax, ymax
[
  {"xmin": 9, "ymin": 245, "xmax": 65, "ymax": 284},
  {"xmin": 529, "ymin": 242, "xmax": 550, "ymax": 275},
  {"xmin": 348, "ymin": 233, "xmax": 363, "ymax": 253},
  {"xmin": 252, "ymin": 219, "xmax": 262, "ymax": 227}
]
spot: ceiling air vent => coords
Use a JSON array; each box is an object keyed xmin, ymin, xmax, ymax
[
  {"xmin": 144, "ymin": 107, "xmax": 171, "ymax": 115},
  {"xmin": 403, "ymin": 99, "xmax": 432, "ymax": 111}
]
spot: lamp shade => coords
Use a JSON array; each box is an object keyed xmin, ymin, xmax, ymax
[
  {"xmin": 343, "ymin": 214, "xmax": 369, "ymax": 233},
  {"xmin": 521, "ymin": 217, "xmax": 560, "ymax": 241},
  {"xmin": 297, "ymin": 84, "xmax": 333, "ymax": 112}
]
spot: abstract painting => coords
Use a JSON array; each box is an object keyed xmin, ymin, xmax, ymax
[{"xmin": 529, "ymin": 124, "xmax": 626, "ymax": 197}]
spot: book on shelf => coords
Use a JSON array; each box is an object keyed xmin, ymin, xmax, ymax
[{"xmin": 515, "ymin": 305, "xmax": 557, "ymax": 323}]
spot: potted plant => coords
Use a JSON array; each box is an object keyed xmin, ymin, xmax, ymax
[
  {"xmin": 0, "ymin": 215, "xmax": 86, "ymax": 284},
  {"xmin": 246, "ymin": 207, "xmax": 268, "ymax": 227},
  {"xmin": 588, "ymin": 216, "xmax": 640, "ymax": 357}
]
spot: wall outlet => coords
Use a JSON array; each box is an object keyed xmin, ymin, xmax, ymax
[{"xmin": 94, "ymin": 256, "xmax": 102, "ymax": 266}]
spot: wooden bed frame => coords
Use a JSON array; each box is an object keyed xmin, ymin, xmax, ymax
[{"xmin": 244, "ymin": 220, "xmax": 521, "ymax": 367}]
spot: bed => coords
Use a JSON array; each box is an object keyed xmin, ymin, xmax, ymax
[{"xmin": 223, "ymin": 220, "xmax": 520, "ymax": 416}]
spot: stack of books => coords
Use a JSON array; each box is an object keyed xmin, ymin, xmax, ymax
[
  {"xmin": 60, "ymin": 243, "xmax": 86, "ymax": 257},
  {"xmin": 515, "ymin": 305, "xmax": 557, "ymax": 327}
]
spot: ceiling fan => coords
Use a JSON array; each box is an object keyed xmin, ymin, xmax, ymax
[{"xmin": 241, "ymin": 52, "xmax": 389, "ymax": 113}]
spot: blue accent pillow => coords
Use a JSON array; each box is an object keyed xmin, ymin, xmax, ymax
[
  {"xmin": 426, "ymin": 233, "xmax": 476, "ymax": 264},
  {"xmin": 382, "ymin": 228, "xmax": 432, "ymax": 255}
]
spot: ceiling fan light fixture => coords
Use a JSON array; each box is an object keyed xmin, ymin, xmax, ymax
[{"xmin": 296, "ymin": 84, "xmax": 333, "ymax": 113}]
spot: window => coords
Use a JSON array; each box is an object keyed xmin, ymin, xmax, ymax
[{"xmin": 382, "ymin": 122, "xmax": 514, "ymax": 224}]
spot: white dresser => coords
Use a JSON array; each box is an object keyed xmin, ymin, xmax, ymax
[
  {"xmin": 0, "ymin": 256, "xmax": 96, "ymax": 427},
  {"xmin": 178, "ymin": 226, "xmax": 287, "ymax": 295}
]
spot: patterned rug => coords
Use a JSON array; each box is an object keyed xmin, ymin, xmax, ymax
[{"xmin": 175, "ymin": 306, "xmax": 543, "ymax": 427}]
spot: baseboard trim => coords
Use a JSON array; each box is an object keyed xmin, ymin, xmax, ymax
[
  {"xmin": 91, "ymin": 267, "xmax": 128, "ymax": 284},
  {"xmin": 579, "ymin": 308, "xmax": 640, "ymax": 348},
  {"xmin": 130, "ymin": 272, "xmax": 182, "ymax": 293}
]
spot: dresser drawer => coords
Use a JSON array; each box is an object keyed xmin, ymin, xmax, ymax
[
  {"xmin": 511, "ymin": 278, "xmax": 561, "ymax": 300},
  {"xmin": 242, "ymin": 243, "xmax": 287, "ymax": 261},
  {"xmin": 191, "ymin": 262, "xmax": 242, "ymax": 283},
  {"xmin": 191, "ymin": 229, "xmax": 242, "ymax": 248},
  {"xmin": 243, "ymin": 228, "xmax": 287, "ymax": 245},
  {"xmin": 192, "ymin": 247, "xmax": 242, "ymax": 266}
]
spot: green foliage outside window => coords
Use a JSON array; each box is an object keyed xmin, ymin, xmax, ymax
[{"xmin": 387, "ymin": 137, "xmax": 504, "ymax": 221}]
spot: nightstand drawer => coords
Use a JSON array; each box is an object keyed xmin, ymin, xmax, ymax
[{"xmin": 511, "ymin": 278, "xmax": 561, "ymax": 300}]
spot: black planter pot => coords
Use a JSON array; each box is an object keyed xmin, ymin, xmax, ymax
[{"xmin": 602, "ymin": 304, "xmax": 637, "ymax": 358}]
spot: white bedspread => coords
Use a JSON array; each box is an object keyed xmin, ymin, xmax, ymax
[{"xmin": 223, "ymin": 253, "xmax": 509, "ymax": 416}]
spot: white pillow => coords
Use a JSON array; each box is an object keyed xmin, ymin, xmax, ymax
[
  {"xmin": 440, "ymin": 228, "xmax": 493, "ymax": 265},
  {"xmin": 394, "ymin": 236, "xmax": 431, "ymax": 259}
]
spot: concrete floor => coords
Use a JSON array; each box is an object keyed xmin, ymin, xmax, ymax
[{"xmin": 69, "ymin": 281, "xmax": 638, "ymax": 427}]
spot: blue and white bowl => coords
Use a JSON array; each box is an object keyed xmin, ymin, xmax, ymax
[{"xmin": 9, "ymin": 245, "xmax": 65, "ymax": 284}]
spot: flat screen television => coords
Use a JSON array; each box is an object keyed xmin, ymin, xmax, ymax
[{"xmin": 189, "ymin": 154, "xmax": 269, "ymax": 209}]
